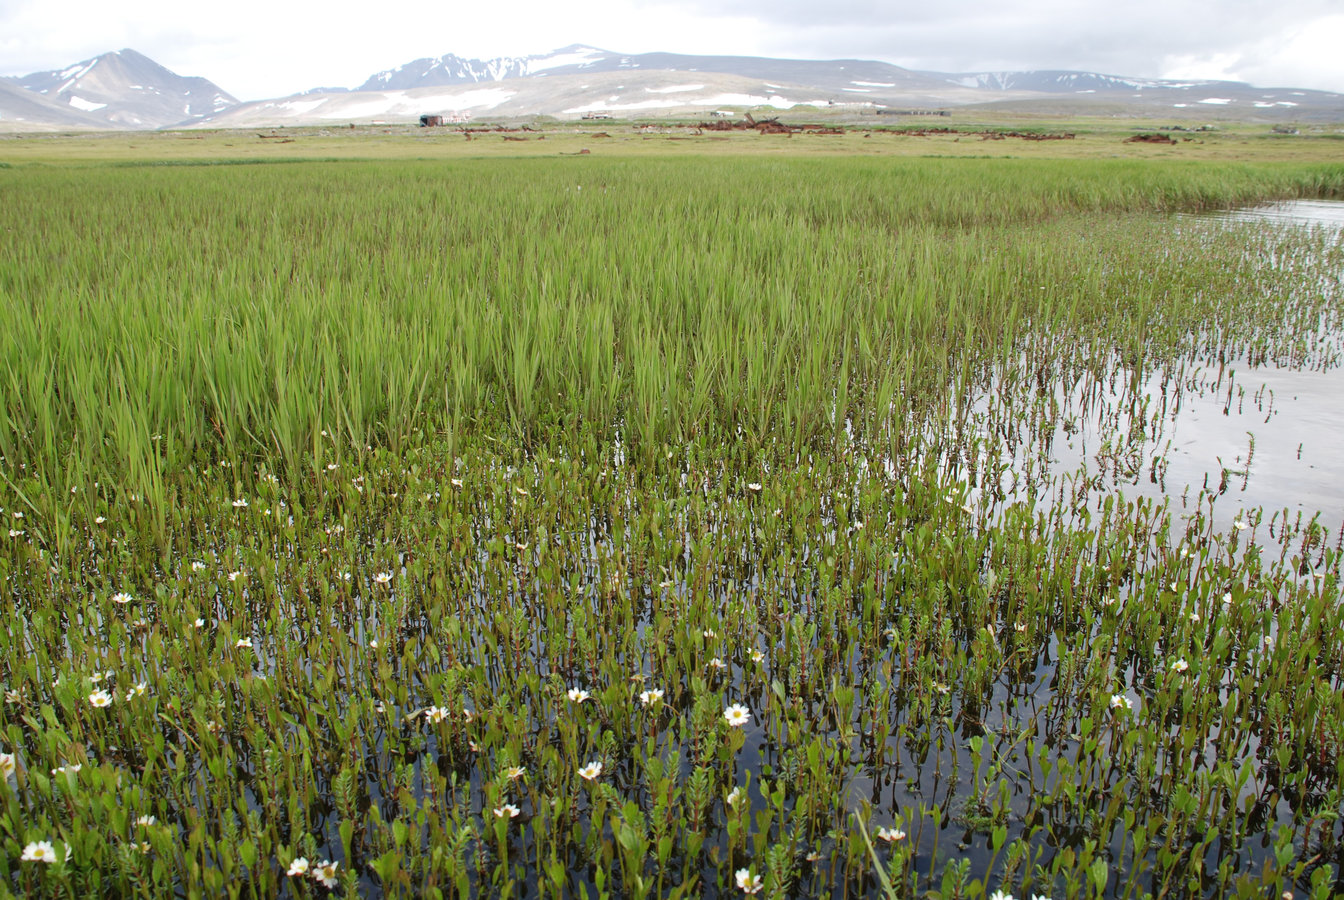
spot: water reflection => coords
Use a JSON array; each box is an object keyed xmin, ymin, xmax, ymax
[{"xmin": 1202, "ymin": 199, "xmax": 1344, "ymax": 229}]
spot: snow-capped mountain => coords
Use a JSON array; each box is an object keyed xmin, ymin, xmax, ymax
[
  {"xmin": 359, "ymin": 46, "xmax": 612, "ymax": 90},
  {"xmin": 14, "ymin": 48, "xmax": 237, "ymax": 129},
  {"xmin": 923, "ymin": 69, "xmax": 1326, "ymax": 113},
  {"xmin": 361, "ymin": 44, "xmax": 953, "ymax": 95},
  {"xmin": 3, "ymin": 46, "xmax": 1341, "ymax": 132},
  {"xmin": 933, "ymin": 70, "xmax": 1232, "ymax": 92}
]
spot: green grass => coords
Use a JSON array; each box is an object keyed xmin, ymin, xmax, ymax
[{"xmin": 1, "ymin": 151, "xmax": 1342, "ymax": 899}]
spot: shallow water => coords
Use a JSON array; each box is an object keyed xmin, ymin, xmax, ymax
[
  {"xmin": 1029, "ymin": 359, "xmax": 1344, "ymax": 543},
  {"xmin": 1203, "ymin": 199, "xmax": 1344, "ymax": 229},
  {"xmin": 966, "ymin": 201, "xmax": 1344, "ymax": 548}
]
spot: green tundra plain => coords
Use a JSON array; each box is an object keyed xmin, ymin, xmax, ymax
[{"xmin": 1, "ymin": 121, "xmax": 1343, "ymax": 899}]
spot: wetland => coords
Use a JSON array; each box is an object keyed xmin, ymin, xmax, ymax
[{"xmin": 0, "ymin": 146, "xmax": 1342, "ymax": 899}]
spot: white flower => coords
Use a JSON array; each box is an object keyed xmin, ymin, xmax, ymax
[
  {"xmin": 639, "ymin": 688, "xmax": 664, "ymax": 706},
  {"xmin": 708, "ymin": 657, "xmax": 727, "ymax": 671},
  {"xmin": 232, "ymin": 498, "xmax": 248, "ymax": 508},
  {"xmin": 94, "ymin": 516, "xmax": 106, "ymax": 524},
  {"xmin": 578, "ymin": 761, "xmax": 602, "ymax": 781},
  {"xmin": 876, "ymin": 826, "xmax": 907, "ymax": 842},
  {"xmin": 1170, "ymin": 658, "xmax": 1189, "ymax": 673},
  {"xmin": 194, "ymin": 618, "xmax": 205, "ymax": 628},
  {"xmin": 287, "ymin": 857, "xmax": 309, "ymax": 877},
  {"xmin": 1109, "ymin": 694, "xmax": 1133, "ymax": 712},
  {"xmin": 451, "ymin": 478, "xmax": 463, "ymax": 488},
  {"xmin": 989, "ymin": 891, "xmax": 1015, "ymax": 900},
  {"xmin": 425, "ymin": 706, "xmax": 449, "ymax": 724},
  {"xmin": 703, "ymin": 629, "xmax": 717, "ymax": 639},
  {"xmin": 494, "ymin": 803, "xmax": 521, "ymax": 818},
  {"xmin": 1, "ymin": 751, "xmax": 15, "ymax": 778},
  {"xmin": 311, "ymin": 859, "xmax": 338, "ymax": 888},
  {"xmin": 724, "ymin": 703, "xmax": 751, "ymax": 727},
  {"xmin": 749, "ymin": 649, "xmax": 765, "ymax": 664},
  {"xmin": 567, "ymin": 688, "xmax": 591, "ymax": 704},
  {"xmin": 369, "ymin": 639, "xmax": 379, "ymax": 650},
  {"xmin": 726, "ymin": 786, "xmax": 743, "ymax": 807},
  {"xmin": 51, "ymin": 763, "xmax": 82, "ymax": 776},
  {"xmin": 190, "ymin": 561, "xmax": 205, "ymax": 572},
  {"xmin": 228, "ymin": 571, "xmax": 242, "ymax": 582},
  {"xmin": 21, "ymin": 841, "xmax": 56, "ymax": 863},
  {"xmin": 136, "ymin": 815, "xmax": 156, "ymax": 826},
  {"xmin": 505, "ymin": 765, "xmax": 526, "ymax": 780},
  {"xmin": 746, "ymin": 483, "xmax": 762, "ymax": 492},
  {"xmin": 8, "ymin": 530, "xmax": 23, "ymax": 538},
  {"xmin": 373, "ymin": 572, "xmax": 393, "ymax": 584},
  {"xmin": 89, "ymin": 689, "xmax": 112, "ymax": 708},
  {"xmin": 235, "ymin": 638, "xmax": 252, "ymax": 649},
  {"xmin": 735, "ymin": 868, "xmax": 764, "ymax": 894}
]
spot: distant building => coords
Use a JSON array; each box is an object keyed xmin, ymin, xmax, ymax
[{"xmin": 420, "ymin": 112, "xmax": 472, "ymax": 126}]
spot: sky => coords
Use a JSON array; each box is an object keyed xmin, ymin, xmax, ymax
[{"xmin": 2, "ymin": 0, "xmax": 1343, "ymax": 101}]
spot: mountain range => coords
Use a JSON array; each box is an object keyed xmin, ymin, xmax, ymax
[{"xmin": 3, "ymin": 44, "xmax": 1340, "ymax": 132}]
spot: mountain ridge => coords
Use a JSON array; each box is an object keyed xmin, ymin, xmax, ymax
[
  {"xmin": 3, "ymin": 45, "xmax": 1341, "ymax": 132},
  {"xmin": 8, "ymin": 48, "xmax": 237, "ymax": 129}
]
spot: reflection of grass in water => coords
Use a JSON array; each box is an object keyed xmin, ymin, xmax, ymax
[{"xmin": 0, "ymin": 154, "xmax": 1342, "ymax": 898}]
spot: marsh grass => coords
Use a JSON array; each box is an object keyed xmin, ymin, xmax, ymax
[{"xmin": 1, "ymin": 154, "xmax": 1342, "ymax": 898}]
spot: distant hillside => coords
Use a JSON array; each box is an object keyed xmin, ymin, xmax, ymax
[
  {"xmin": 360, "ymin": 44, "xmax": 954, "ymax": 95},
  {"xmin": 924, "ymin": 69, "xmax": 1330, "ymax": 115},
  {"xmin": 0, "ymin": 77, "xmax": 110, "ymax": 130},
  {"xmin": 15, "ymin": 48, "xmax": 237, "ymax": 129}
]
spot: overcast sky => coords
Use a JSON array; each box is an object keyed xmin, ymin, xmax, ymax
[{"xmin": 3, "ymin": 0, "xmax": 1342, "ymax": 101}]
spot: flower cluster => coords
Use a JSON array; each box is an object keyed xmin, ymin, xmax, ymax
[{"xmin": 287, "ymin": 857, "xmax": 339, "ymax": 888}]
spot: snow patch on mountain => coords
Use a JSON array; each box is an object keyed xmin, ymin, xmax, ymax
[
  {"xmin": 252, "ymin": 87, "xmax": 517, "ymax": 122},
  {"xmin": 945, "ymin": 70, "xmax": 1223, "ymax": 92},
  {"xmin": 562, "ymin": 92, "xmax": 829, "ymax": 115},
  {"xmin": 644, "ymin": 84, "xmax": 705, "ymax": 93},
  {"xmin": 527, "ymin": 47, "xmax": 605, "ymax": 72}
]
